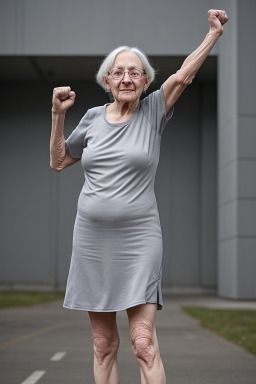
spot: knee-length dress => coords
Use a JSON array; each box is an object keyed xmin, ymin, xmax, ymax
[{"xmin": 63, "ymin": 84, "xmax": 174, "ymax": 312}]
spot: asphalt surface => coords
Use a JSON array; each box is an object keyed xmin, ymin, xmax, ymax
[{"xmin": 0, "ymin": 294, "xmax": 256, "ymax": 384}]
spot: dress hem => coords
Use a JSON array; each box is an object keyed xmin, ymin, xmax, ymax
[{"xmin": 63, "ymin": 299, "xmax": 163, "ymax": 313}]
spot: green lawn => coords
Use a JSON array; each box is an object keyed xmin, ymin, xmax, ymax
[
  {"xmin": 0, "ymin": 291, "xmax": 65, "ymax": 309},
  {"xmin": 182, "ymin": 307, "xmax": 256, "ymax": 356}
]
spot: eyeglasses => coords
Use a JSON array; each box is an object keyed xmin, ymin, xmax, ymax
[{"xmin": 108, "ymin": 68, "xmax": 146, "ymax": 80}]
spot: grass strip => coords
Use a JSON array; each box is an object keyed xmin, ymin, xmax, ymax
[
  {"xmin": 182, "ymin": 307, "xmax": 256, "ymax": 356},
  {"xmin": 0, "ymin": 291, "xmax": 65, "ymax": 309}
]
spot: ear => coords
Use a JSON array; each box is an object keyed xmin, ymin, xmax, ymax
[
  {"xmin": 103, "ymin": 75, "xmax": 111, "ymax": 91},
  {"xmin": 143, "ymin": 74, "xmax": 150, "ymax": 92}
]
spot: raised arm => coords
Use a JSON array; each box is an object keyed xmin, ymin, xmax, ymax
[
  {"xmin": 163, "ymin": 9, "xmax": 229, "ymax": 114},
  {"xmin": 50, "ymin": 86, "xmax": 79, "ymax": 172}
]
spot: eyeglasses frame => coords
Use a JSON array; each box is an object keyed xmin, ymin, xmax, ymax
[{"xmin": 107, "ymin": 67, "xmax": 146, "ymax": 80}]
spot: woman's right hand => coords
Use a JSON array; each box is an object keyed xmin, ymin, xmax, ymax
[
  {"xmin": 208, "ymin": 9, "xmax": 228, "ymax": 36},
  {"xmin": 52, "ymin": 86, "xmax": 76, "ymax": 113}
]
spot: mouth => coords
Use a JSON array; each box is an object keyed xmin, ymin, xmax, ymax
[{"xmin": 120, "ymin": 89, "xmax": 134, "ymax": 92}]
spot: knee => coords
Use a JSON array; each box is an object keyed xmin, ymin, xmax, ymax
[
  {"xmin": 92, "ymin": 329, "xmax": 120, "ymax": 366},
  {"xmin": 130, "ymin": 322, "xmax": 156, "ymax": 369}
]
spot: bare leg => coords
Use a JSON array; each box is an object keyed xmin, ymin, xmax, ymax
[
  {"xmin": 108, "ymin": 356, "xmax": 119, "ymax": 384},
  {"xmin": 88, "ymin": 311, "xmax": 120, "ymax": 384},
  {"xmin": 140, "ymin": 366, "xmax": 147, "ymax": 384},
  {"xmin": 127, "ymin": 303, "xmax": 166, "ymax": 384}
]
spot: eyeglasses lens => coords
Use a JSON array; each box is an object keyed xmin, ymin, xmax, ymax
[{"xmin": 111, "ymin": 69, "xmax": 142, "ymax": 80}]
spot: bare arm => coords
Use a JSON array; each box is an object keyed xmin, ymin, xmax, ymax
[
  {"xmin": 163, "ymin": 9, "xmax": 229, "ymax": 114},
  {"xmin": 50, "ymin": 111, "xmax": 80, "ymax": 172},
  {"xmin": 50, "ymin": 86, "xmax": 78, "ymax": 172}
]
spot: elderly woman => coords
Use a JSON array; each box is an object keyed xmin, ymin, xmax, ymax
[{"xmin": 50, "ymin": 9, "xmax": 228, "ymax": 384}]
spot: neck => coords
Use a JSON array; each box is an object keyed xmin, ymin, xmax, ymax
[{"xmin": 109, "ymin": 99, "xmax": 139, "ymax": 117}]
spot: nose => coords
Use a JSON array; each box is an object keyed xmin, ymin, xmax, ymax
[{"xmin": 122, "ymin": 71, "xmax": 132, "ymax": 83}]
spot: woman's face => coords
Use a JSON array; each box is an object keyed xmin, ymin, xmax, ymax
[{"xmin": 103, "ymin": 51, "xmax": 150, "ymax": 104}]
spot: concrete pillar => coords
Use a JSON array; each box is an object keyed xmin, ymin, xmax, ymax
[{"xmin": 218, "ymin": 0, "xmax": 256, "ymax": 299}]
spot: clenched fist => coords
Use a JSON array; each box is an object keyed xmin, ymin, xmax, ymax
[
  {"xmin": 208, "ymin": 9, "xmax": 229, "ymax": 35},
  {"xmin": 52, "ymin": 86, "xmax": 76, "ymax": 113}
]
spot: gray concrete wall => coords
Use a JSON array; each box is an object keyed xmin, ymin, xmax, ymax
[
  {"xmin": 158, "ymin": 84, "xmax": 202, "ymax": 286},
  {"xmin": 218, "ymin": 0, "xmax": 256, "ymax": 299},
  {"xmin": 0, "ymin": 0, "xmax": 222, "ymax": 55},
  {"xmin": 200, "ymin": 84, "xmax": 218, "ymax": 286}
]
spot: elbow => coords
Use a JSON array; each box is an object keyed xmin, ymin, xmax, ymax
[
  {"xmin": 50, "ymin": 162, "xmax": 63, "ymax": 172},
  {"xmin": 175, "ymin": 70, "xmax": 194, "ymax": 87},
  {"xmin": 50, "ymin": 154, "xmax": 64, "ymax": 172}
]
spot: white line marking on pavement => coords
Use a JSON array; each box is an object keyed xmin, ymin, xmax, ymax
[
  {"xmin": 20, "ymin": 371, "xmax": 46, "ymax": 384},
  {"xmin": 50, "ymin": 351, "xmax": 67, "ymax": 361}
]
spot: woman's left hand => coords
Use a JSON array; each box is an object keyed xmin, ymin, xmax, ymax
[{"xmin": 208, "ymin": 9, "xmax": 229, "ymax": 36}]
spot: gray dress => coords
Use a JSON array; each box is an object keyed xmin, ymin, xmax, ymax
[{"xmin": 63, "ymin": 84, "xmax": 174, "ymax": 312}]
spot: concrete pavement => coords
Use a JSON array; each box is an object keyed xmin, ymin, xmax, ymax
[{"xmin": 0, "ymin": 294, "xmax": 256, "ymax": 384}]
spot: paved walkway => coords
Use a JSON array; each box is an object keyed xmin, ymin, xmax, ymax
[{"xmin": 0, "ymin": 294, "xmax": 256, "ymax": 384}]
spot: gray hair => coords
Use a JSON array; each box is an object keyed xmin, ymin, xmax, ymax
[{"xmin": 96, "ymin": 46, "xmax": 155, "ymax": 91}]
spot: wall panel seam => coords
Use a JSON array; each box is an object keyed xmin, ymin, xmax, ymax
[{"xmin": 219, "ymin": 235, "xmax": 256, "ymax": 242}]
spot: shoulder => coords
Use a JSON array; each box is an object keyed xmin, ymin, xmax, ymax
[
  {"xmin": 81, "ymin": 105, "xmax": 103, "ymax": 120},
  {"xmin": 140, "ymin": 85, "xmax": 165, "ymax": 108},
  {"xmin": 139, "ymin": 85, "xmax": 174, "ymax": 134},
  {"xmin": 77, "ymin": 105, "xmax": 104, "ymax": 128},
  {"xmin": 140, "ymin": 85, "xmax": 166, "ymax": 117}
]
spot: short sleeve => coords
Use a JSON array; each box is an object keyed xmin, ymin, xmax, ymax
[
  {"xmin": 65, "ymin": 111, "xmax": 90, "ymax": 159},
  {"xmin": 141, "ymin": 84, "xmax": 174, "ymax": 135}
]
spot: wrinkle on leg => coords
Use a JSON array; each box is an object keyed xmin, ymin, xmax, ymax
[
  {"xmin": 126, "ymin": 303, "xmax": 166, "ymax": 383},
  {"xmin": 130, "ymin": 321, "xmax": 156, "ymax": 369},
  {"xmin": 88, "ymin": 311, "xmax": 120, "ymax": 384},
  {"xmin": 93, "ymin": 332, "xmax": 118, "ymax": 366}
]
